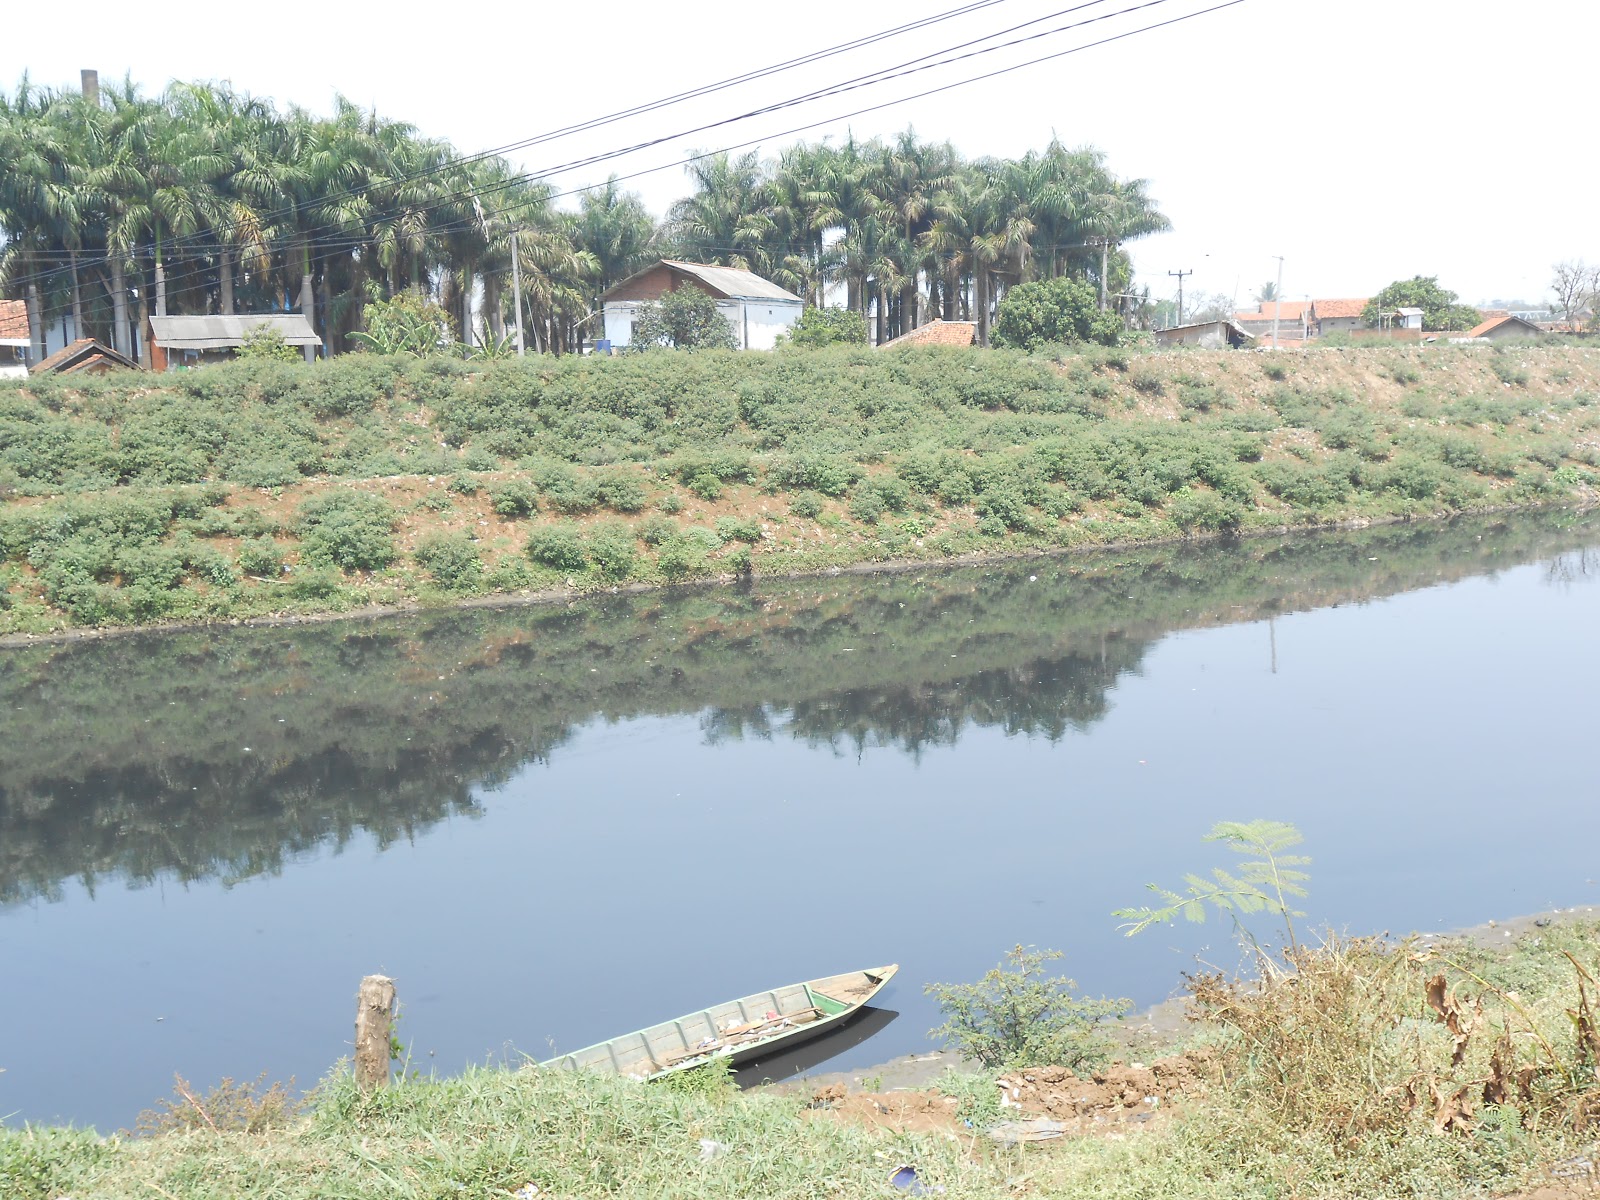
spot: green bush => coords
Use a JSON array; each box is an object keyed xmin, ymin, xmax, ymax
[
  {"xmin": 446, "ymin": 475, "xmax": 480, "ymax": 496},
  {"xmin": 768, "ymin": 453, "xmax": 861, "ymax": 497},
  {"xmin": 489, "ymin": 478, "xmax": 539, "ymax": 518},
  {"xmin": 788, "ymin": 492, "xmax": 824, "ymax": 519},
  {"xmin": 525, "ymin": 524, "xmax": 587, "ymax": 571},
  {"xmin": 926, "ymin": 946, "xmax": 1130, "ymax": 1070},
  {"xmin": 595, "ymin": 469, "xmax": 648, "ymax": 513},
  {"xmin": 782, "ymin": 307, "xmax": 868, "ymax": 348},
  {"xmin": 655, "ymin": 533, "xmax": 708, "ymax": 579},
  {"xmin": 714, "ymin": 515, "xmax": 762, "ymax": 543},
  {"xmin": 413, "ymin": 531, "xmax": 483, "ymax": 591},
  {"xmin": 586, "ymin": 522, "xmax": 637, "ymax": 580},
  {"xmin": 847, "ymin": 488, "xmax": 885, "ymax": 525},
  {"xmin": 236, "ymin": 535, "xmax": 284, "ymax": 577},
  {"xmin": 1168, "ymin": 487, "xmax": 1244, "ymax": 532},
  {"xmin": 635, "ymin": 514, "xmax": 679, "ymax": 545},
  {"xmin": 991, "ymin": 277, "xmax": 1121, "ymax": 350},
  {"xmin": 295, "ymin": 492, "xmax": 397, "ymax": 571},
  {"xmin": 686, "ymin": 472, "xmax": 724, "ymax": 501}
]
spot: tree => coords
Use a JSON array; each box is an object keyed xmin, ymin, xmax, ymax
[
  {"xmin": 991, "ymin": 276, "xmax": 1121, "ymax": 350},
  {"xmin": 629, "ymin": 286, "xmax": 739, "ymax": 350},
  {"xmin": 1550, "ymin": 260, "xmax": 1599, "ymax": 330},
  {"xmin": 1254, "ymin": 281, "xmax": 1277, "ymax": 303},
  {"xmin": 781, "ymin": 306, "xmax": 868, "ymax": 348},
  {"xmin": 1361, "ymin": 276, "xmax": 1480, "ymax": 332},
  {"xmin": 348, "ymin": 287, "xmax": 454, "ymax": 355},
  {"xmin": 1187, "ymin": 292, "xmax": 1236, "ymax": 323}
]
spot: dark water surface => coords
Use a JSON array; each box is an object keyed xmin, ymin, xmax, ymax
[{"xmin": 3, "ymin": 512, "xmax": 1598, "ymax": 1131}]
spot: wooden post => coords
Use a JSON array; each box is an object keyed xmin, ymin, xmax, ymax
[{"xmin": 355, "ymin": 975, "xmax": 397, "ymax": 1090}]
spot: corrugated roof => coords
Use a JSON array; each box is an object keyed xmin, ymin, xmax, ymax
[
  {"xmin": 0, "ymin": 299, "xmax": 30, "ymax": 343},
  {"xmin": 151, "ymin": 313, "xmax": 321, "ymax": 349},
  {"xmin": 600, "ymin": 260, "xmax": 804, "ymax": 303}
]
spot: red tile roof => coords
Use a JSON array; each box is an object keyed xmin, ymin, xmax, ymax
[
  {"xmin": 1468, "ymin": 314, "xmax": 1543, "ymax": 339},
  {"xmin": 1235, "ymin": 301, "xmax": 1309, "ymax": 322},
  {"xmin": 1310, "ymin": 298, "xmax": 1368, "ymax": 319},
  {"xmin": 877, "ymin": 320, "xmax": 977, "ymax": 349},
  {"xmin": 0, "ymin": 299, "xmax": 30, "ymax": 342}
]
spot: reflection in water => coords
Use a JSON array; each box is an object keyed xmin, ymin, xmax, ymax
[
  {"xmin": 1, "ymin": 510, "xmax": 1596, "ymax": 907},
  {"xmin": 6, "ymin": 511, "xmax": 1600, "ymax": 1132},
  {"xmin": 735, "ymin": 1007, "xmax": 901, "ymax": 1088}
]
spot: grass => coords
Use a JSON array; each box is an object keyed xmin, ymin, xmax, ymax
[
  {"xmin": 1, "ymin": 341, "xmax": 1599, "ymax": 635},
  {"xmin": 6, "ymin": 923, "xmax": 1598, "ymax": 1199}
]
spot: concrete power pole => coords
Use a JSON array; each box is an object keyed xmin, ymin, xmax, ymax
[
  {"xmin": 1168, "ymin": 269, "xmax": 1192, "ymax": 326},
  {"xmin": 1270, "ymin": 256, "xmax": 1285, "ymax": 349}
]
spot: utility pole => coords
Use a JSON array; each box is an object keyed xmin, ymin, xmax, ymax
[
  {"xmin": 510, "ymin": 230, "xmax": 525, "ymax": 357},
  {"xmin": 1168, "ymin": 269, "xmax": 1192, "ymax": 326},
  {"xmin": 1270, "ymin": 256, "xmax": 1285, "ymax": 349}
]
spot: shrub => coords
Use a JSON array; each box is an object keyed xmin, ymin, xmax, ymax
[
  {"xmin": 413, "ymin": 531, "xmax": 483, "ymax": 591},
  {"xmin": 991, "ymin": 277, "xmax": 1121, "ymax": 350},
  {"xmin": 656, "ymin": 493, "xmax": 683, "ymax": 514},
  {"xmin": 686, "ymin": 471, "xmax": 723, "ymax": 501},
  {"xmin": 1261, "ymin": 358, "xmax": 1290, "ymax": 381},
  {"xmin": 635, "ymin": 514, "xmax": 679, "ymax": 545},
  {"xmin": 848, "ymin": 488, "xmax": 885, "ymax": 524},
  {"xmin": 767, "ymin": 453, "xmax": 860, "ymax": 497},
  {"xmin": 295, "ymin": 492, "xmax": 397, "ymax": 571},
  {"xmin": 446, "ymin": 475, "xmax": 480, "ymax": 496},
  {"xmin": 655, "ymin": 533, "xmax": 708, "ymax": 579},
  {"xmin": 235, "ymin": 326, "xmax": 300, "ymax": 363},
  {"xmin": 595, "ymin": 469, "xmax": 648, "ymax": 513},
  {"xmin": 236, "ymin": 535, "xmax": 284, "ymax": 577},
  {"xmin": 783, "ymin": 306, "xmax": 868, "ymax": 348},
  {"xmin": 714, "ymin": 515, "xmax": 762, "ymax": 543},
  {"xmin": 489, "ymin": 478, "xmax": 539, "ymax": 518},
  {"xmin": 926, "ymin": 946, "xmax": 1130, "ymax": 1070},
  {"xmin": 1168, "ymin": 487, "xmax": 1244, "ymax": 532},
  {"xmin": 789, "ymin": 492, "xmax": 824, "ymax": 519},
  {"xmin": 586, "ymin": 522, "xmax": 638, "ymax": 580},
  {"xmin": 525, "ymin": 524, "xmax": 587, "ymax": 571},
  {"xmin": 629, "ymin": 288, "xmax": 739, "ymax": 351}
]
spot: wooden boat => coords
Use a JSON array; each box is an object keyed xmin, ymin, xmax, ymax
[{"xmin": 541, "ymin": 964, "xmax": 898, "ymax": 1081}]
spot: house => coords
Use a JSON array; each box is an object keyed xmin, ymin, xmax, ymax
[
  {"xmin": 149, "ymin": 314, "xmax": 321, "ymax": 368},
  {"xmin": 0, "ymin": 299, "xmax": 31, "ymax": 379},
  {"xmin": 1307, "ymin": 298, "xmax": 1369, "ymax": 338},
  {"xmin": 1152, "ymin": 319, "xmax": 1256, "ymax": 350},
  {"xmin": 1392, "ymin": 307, "xmax": 1425, "ymax": 331},
  {"xmin": 1466, "ymin": 314, "xmax": 1545, "ymax": 341},
  {"xmin": 599, "ymin": 260, "xmax": 804, "ymax": 351},
  {"xmin": 876, "ymin": 320, "xmax": 977, "ymax": 349},
  {"xmin": 1232, "ymin": 301, "xmax": 1309, "ymax": 342},
  {"xmin": 30, "ymin": 338, "xmax": 141, "ymax": 376}
]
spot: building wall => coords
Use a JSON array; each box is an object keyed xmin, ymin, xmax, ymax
[
  {"xmin": 1315, "ymin": 315, "xmax": 1365, "ymax": 336},
  {"xmin": 1155, "ymin": 322, "xmax": 1231, "ymax": 349},
  {"xmin": 602, "ymin": 298, "xmax": 802, "ymax": 350},
  {"xmin": 604, "ymin": 264, "xmax": 684, "ymax": 303}
]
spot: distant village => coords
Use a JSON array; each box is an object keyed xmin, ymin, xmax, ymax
[{"xmin": 1152, "ymin": 298, "xmax": 1579, "ymax": 352}]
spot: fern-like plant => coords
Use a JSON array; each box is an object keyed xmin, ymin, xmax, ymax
[{"xmin": 1113, "ymin": 819, "xmax": 1310, "ymax": 955}]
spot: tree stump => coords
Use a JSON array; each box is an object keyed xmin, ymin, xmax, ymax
[{"xmin": 355, "ymin": 975, "xmax": 397, "ymax": 1090}]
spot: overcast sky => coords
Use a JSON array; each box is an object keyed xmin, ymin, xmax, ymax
[{"xmin": 10, "ymin": 0, "xmax": 1596, "ymax": 310}]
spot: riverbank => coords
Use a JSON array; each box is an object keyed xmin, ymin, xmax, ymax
[
  {"xmin": 3, "ymin": 341, "xmax": 1598, "ymax": 637},
  {"xmin": 6, "ymin": 913, "xmax": 1598, "ymax": 1200}
]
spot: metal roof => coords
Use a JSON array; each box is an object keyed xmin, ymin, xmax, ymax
[
  {"xmin": 601, "ymin": 260, "xmax": 804, "ymax": 304},
  {"xmin": 150, "ymin": 313, "xmax": 321, "ymax": 349}
]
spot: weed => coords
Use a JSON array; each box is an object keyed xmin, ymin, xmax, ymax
[
  {"xmin": 295, "ymin": 492, "xmax": 398, "ymax": 572},
  {"xmin": 525, "ymin": 525, "xmax": 587, "ymax": 572},
  {"xmin": 135, "ymin": 1072, "xmax": 302, "ymax": 1136},
  {"xmin": 414, "ymin": 532, "xmax": 484, "ymax": 591},
  {"xmin": 489, "ymin": 479, "xmax": 539, "ymax": 518}
]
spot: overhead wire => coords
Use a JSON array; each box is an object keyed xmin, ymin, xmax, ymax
[{"xmin": 10, "ymin": 0, "xmax": 1244, "ymax": 303}]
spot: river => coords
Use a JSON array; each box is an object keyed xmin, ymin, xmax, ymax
[{"xmin": 2, "ymin": 511, "xmax": 1597, "ymax": 1130}]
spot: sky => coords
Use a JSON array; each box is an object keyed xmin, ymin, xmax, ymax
[{"xmin": 7, "ymin": 0, "xmax": 1597, "ymax": 311}]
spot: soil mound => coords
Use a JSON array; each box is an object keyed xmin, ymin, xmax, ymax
[{"xmin": 994, "ymin": 1051, "xmax": 1213, "ymax": 1133}]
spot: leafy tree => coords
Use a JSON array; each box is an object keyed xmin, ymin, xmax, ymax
[
  {"xmin": 629, "ymin": 287, "xmax": 738, "ymax": 351},
  {"xmin": 1254, "ymin": 281, "xmax": 1278, "ymax": 303},
  {"xmin": 782, "ymin": 306, "xmax": 868, "ymax": 348},
  {"xmin": 349, "ymin": 288, "xmax": 455, "ymax": 356},
  {"xmin": 235, "ymin": 324, "xmax": 298, "ymax": 362},
  {"xmin": 991, "ymin": 276, "xmax": 1122, "ymax": 350},
  {"xmin": 1361, "ymin": 276, "xmax": 1480, "ymax": 332},
  {"xmin": 925, "ymin": 945, "xmax": 1131, "ymax": 1070}
]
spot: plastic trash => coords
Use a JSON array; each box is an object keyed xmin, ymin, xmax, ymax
[
  {"xmin": 512, "ymin": 1186, "xmax": 540, "ymax": 1199},
  {"xmin": 888, "ymin": 1165, "xmax": 944, "ymax": 1194},
  {"xmin": 698, "ymin": 1139, "xmax": 729, "ymax": 1162}
]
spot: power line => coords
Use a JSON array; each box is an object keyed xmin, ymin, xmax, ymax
[
  {"xmin": 2, "ymin": 0, "xmax": 1031, "ymax": 283},
  {"xmin": 10, "ymin": 0, "xmax": 1245, "ymax": 303}
]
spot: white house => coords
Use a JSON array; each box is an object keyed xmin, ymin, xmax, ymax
[
  {"xmin": 0, "ymin": 300, "xmax": 31, "ymax": 379},
  {"xmin": 599, "ymin": 260, "xmax": 804, "ymax": 351}
]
